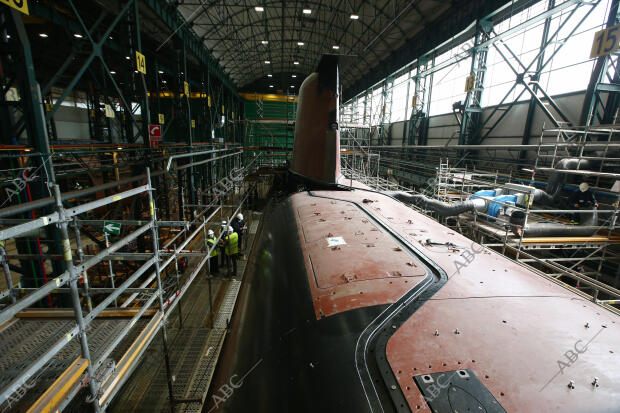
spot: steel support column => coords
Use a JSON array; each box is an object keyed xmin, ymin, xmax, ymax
[
  {"xmin": 459, "ymin": 19, "xmax": 492, "ymax": 145},
  {"xmin": 580, "ymin": 0, "xmax": 620, "ymax": 127}
]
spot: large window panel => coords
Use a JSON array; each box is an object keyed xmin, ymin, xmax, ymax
[
  {"xmin": 429, "ymin": 57, "xmax": 471, "ymax": 116},
  {"xmin": 482, "ymin": 1, "xmax": 547, "ymax": 107},
  {"xmin": 391, "ymin": 73, "xmax": 410, "ymax": 122},
  {"xmin": 539, "ymin": 0, "xmax": 611, "ymax": 95}
]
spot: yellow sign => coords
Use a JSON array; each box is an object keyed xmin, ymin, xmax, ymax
[
  {"xmin": 136, "ymin": 51, "xmax": 146, "ymax": 74},
  {"xmin": 5, "ymin": 87, "xmax": 19, "ymax": 102},
  {"xmin": 184, "ymin": 81, "xmax": 189, "ymax": 96},
  {"xmin": 208, "ymin": 95, "xmax": 212, "ymax": 107},
  {"xmin": 590, "ymin": 24, "xmax": 620, "ymax": 58},
  {"xmin": 104, "ymin": 104, "xmax": 115, "ymax": 118},
  {"xmin": 464, "ymin": 74, "xmax": 476, "ymax": 93},
  {"xmin": 191, "ymin": 119, "xmax": 196, "ymax": 128},
  {"xmin": 0, "ymin": 0, "xmax": 29, "ymax": 15},
  {"xmin": 45, "ymin": 103, "xmax": 54, "ymax": 112},
  {"xmin": 158, "ymin": 113, "xmax": 164, "ymax": 124},
  {"xmin": 411, "ymin": 94, "xmax": 418, "ymax": 107},
  {"xmin": 221, "ymin": 105, "xmax": 225, "ymax": 114}
]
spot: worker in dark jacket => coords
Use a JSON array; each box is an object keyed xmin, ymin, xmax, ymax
[
  {"xmin": 231, "ymin": 213, "xmax": 247, "ymax": 255},
  {"xmin": 569, "ymin": 182, "xmax": 598, "ymax": 223}
]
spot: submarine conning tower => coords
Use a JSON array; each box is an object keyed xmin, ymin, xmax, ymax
[{"xmin": 291, "ymin": 55, "xmax": 342, "ymax": 183}]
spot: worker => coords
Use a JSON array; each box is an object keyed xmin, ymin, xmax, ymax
[
  {"xmin": 179, "ymin": 257, "xmax": 187, "ymax": 274},
  {"xmin": 219, "ymin": 221, "xmax": 227, "ymax": 269},
  {"xmin": 231, "ymin": 213, "xmax": 248, "ymax": 256},
  {"xmin": 206, "ymin": 229, "xmax": 219, "ymax": 274},
  {"xmin": 224, "ymin": 225, "xmax": 239, "ymax": 276},
  {"xmin": 569, "ymin": 182, "xmax": 598, "ymax": 223}
]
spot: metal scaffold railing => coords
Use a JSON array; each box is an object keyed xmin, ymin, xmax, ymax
[
  {"xmin": 0, "ymin": 145, "xmax": 254, "ymax": 412},
  {"xmin": 337, "ymin": 124, "xmax": 620, "ymax": 314}
]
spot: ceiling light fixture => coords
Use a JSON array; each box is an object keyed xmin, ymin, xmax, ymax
[
  {"xmin": 39, "ymin": 33, "xmax": 48, "ymax": 38},
  {"xmin": 125, "ymin": 56, "xmax": 130, "ymax": 60},
  {"xmin": 73, "ymin": 33, "xmax": 83, "ymax": 38},
  {"xmin": 332, "ymin": 45, "xmax": 340, "ymax": 50},
  {"xmin": 158, "ymin": 70, "xmax": 164, "ymax": 74},
  {"xmin": 269, "ymin": 85, "xmax": 274, "ymax": 88},
  {"xmin": 261, "ymin": 40, "xmax": 268, "ymax": 44},
  {"xmin": 293, "ymin": 61, "xmax": 299, "ymax": 65},
  {"xmin": 350, "ymin": 14, "xmax": 359, "ymax": 20},
  {"xmin": 290, "ymin": 85, "xmax": 295, "ymax": 88},
  {"xmin": 267, "ymin": 74, "xmax": 273, "ymax": 77},
  {"xmin": 303, "ymin": 8, "xmax": 311, "ymax": 14},
  {"xmin": 292, "ymin": 74, "xmax": 297, "ymax": 78},
  {"xmin": 297, "ymin": 41, "xmax": 304, "ymax": 46},
  {"xmin": 255, "ymin": 6, "xmax": 264, "ymax": 12},
  {"xmin": 110, "ymin": 70, "xmax": 117, "ymax": 74},
  {"xmin": 264, "ymin": 60, "xmax": 271, "ymax": 64}
]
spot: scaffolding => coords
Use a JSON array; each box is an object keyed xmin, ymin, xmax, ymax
[
  {"xmin": 243, "ymin": 93, "xmax": 297, "ymax": 168},
  {"xmin": 0, "ymin": 146, "xmax": 255, "ymax": 412},
  {"xmin": 340, "ymin": 124, "xmax": 620, "ymax": 313}
]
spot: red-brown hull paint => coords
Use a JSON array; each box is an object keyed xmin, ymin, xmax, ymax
[
  {"xmin": 291, "ymin": 73, "xmax": 341, "ymax": 183},
  {"xmin": 292, "ymin": 188, "xmax": 620, "ymax": 412}
]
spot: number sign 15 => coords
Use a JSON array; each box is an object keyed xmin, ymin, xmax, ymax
[{"xmin": 590, "ymin": 24, "xmax": 620, "ymax": 59}]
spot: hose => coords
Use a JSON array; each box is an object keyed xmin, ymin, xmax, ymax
[
  {"xmin": 545, "ymin": 158, "xmax": 594, "ymax": 197},
  {"xmin": 509, "ymin": 209, "xmax": 599, "ymax": 237},
  {"xmin": 384, "ymin": 191, "xmax": 486, "ymax": 217}
]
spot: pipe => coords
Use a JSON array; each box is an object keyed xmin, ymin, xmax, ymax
[
  {"xmin": 531, "ymin": 187, "xmax": 554, "ymax": 205},
  {"xmin": 510, "ymin": 209, "xmax": 599, "ymax": 237},
  {"xmin": 385, "ymin": 191, "xmax": 486, "ymax": 216},
  {"xmin": 545, "ymin": 158, "xmax": 594, "ymax": 197}
]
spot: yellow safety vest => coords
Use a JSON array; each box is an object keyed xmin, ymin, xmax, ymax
[
  {"xmin": 225, "ymin": 232, "xmax": 238, "ymax": 256},
  {"xmin": 207, "ymin": 238, "xmax": 218, "ymax": 256}
]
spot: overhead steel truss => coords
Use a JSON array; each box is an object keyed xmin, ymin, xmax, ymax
[{"xmin": 344, "ymin": 0, "xmax": 618, "ymax": 148}]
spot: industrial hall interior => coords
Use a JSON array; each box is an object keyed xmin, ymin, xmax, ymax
[{"xmin": 1, "ymin": 0, "xmax": 620, "ymax": 412}]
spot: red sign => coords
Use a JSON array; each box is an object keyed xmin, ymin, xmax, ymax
[
  {"xmin": 148, "ymin": 124, "xmax": 162, "ymax": 141},
  {"xmin": 148, "ymin": 124, "xmax": 162, "ymax": 148}
]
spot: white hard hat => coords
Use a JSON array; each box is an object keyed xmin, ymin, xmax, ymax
[
  {"xmin": 221, "ymin": 220, "xmax": 227, "ymax": 225},
  {"xmin": 579, "ymin": 182, "xmax": 589, "ymax": 192},
  {"xmin": 237, "ymin": 213, "xmax": 243, "ymax": 220},
  {"xmin": 208, "ymin": 229, "xmax": 214, "ymax": 236},
  {"xmin": 228, "ymin": 225, "xmax": 234, "ymax": 234}
]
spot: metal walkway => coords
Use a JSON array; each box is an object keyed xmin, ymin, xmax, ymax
[
  {"xmin": 109, "ymin": 211, "xmax": 261, "ymax": 413},
  {"xmin": 0, "ymin": 317, "xmax": 147, "ymax": 412}
]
